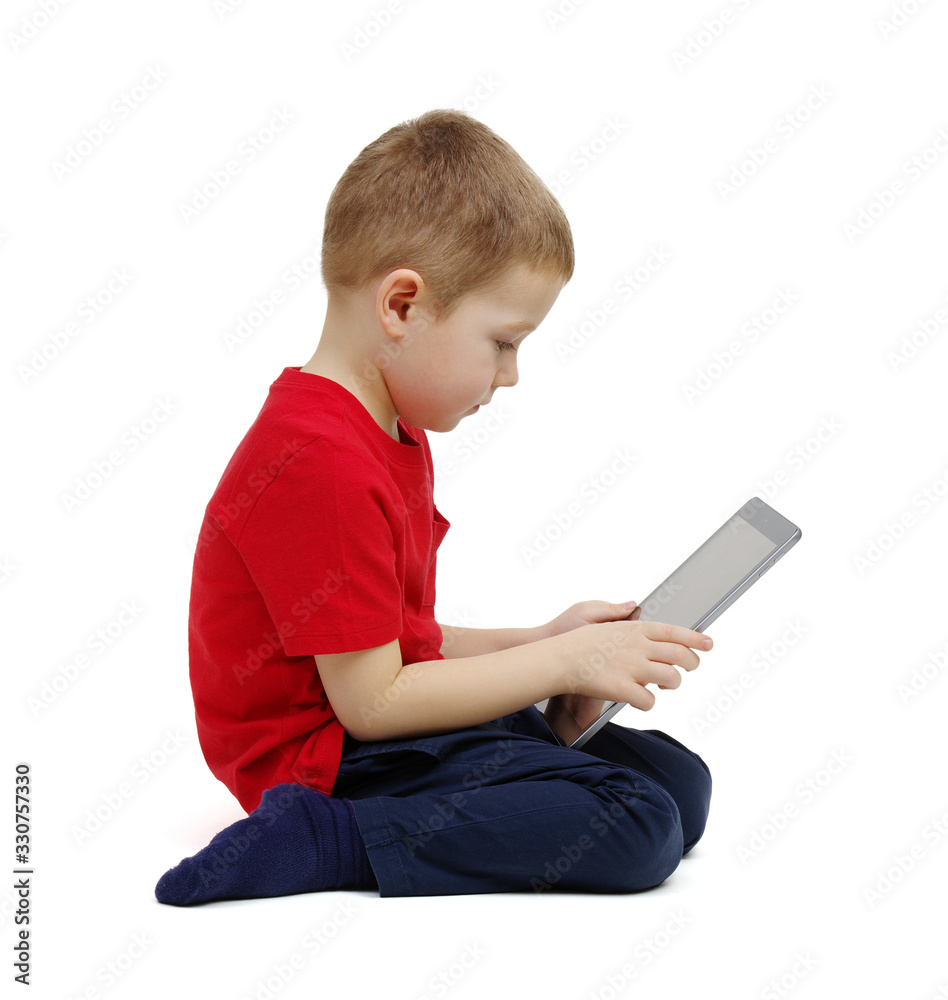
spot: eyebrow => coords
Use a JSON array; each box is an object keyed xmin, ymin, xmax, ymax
[{"xmin": 500, "ymin": 321, "xmax": 536, "ymax": 335}]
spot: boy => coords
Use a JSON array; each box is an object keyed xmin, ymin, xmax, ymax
[{"xmin": 156, "ymin": 109, "xmax": 713, "ymax": 903}]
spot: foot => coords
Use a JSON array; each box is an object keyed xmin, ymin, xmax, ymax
[{"xmin": 155, "ymin": 784, "xmax": 374, "ymax": 905}]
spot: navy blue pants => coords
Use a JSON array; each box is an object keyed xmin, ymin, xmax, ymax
[{"xmin": 330, "ymin": 705, "xmax": 711, "ymax": 897}]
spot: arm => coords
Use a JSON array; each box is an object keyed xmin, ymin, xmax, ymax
[
  {"xmin": 316, "ymin": 607, "xmax": 713, "ymax": 743},
  {"xmin": 435, "ymin": 597, "xmax": 638, "ymax": 658},
  {"xmin": 434, "ymin": 622, "xmax": 606, "ymax": 744},
  {"xmin": 437, "ymin": 601, "xmax": 646, "ymax": 743},
  {"xmin": 316, "ymin": 633, "xmax": 569, "ymax": 742},
  {"xmin": 437, "ymin": 622, "xmax": 547, "ymax": 659}
]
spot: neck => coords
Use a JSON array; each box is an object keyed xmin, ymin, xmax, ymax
[{"xmin": 300, "ymin": 312, "xmax": 400, "ymax": 441}]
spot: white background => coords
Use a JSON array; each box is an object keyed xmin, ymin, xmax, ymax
[{"xmin": 4, "ymin": 0, "xmax": 948, "ymax": 997}]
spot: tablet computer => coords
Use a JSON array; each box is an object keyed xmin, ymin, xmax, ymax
[{"xmin": 546, "ymin": 496, "xmax": 801, "ymax": 749}]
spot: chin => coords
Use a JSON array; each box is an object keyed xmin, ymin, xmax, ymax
[
  {"xmin": 401, "ymin": 404, "xmax": 467, "ymax": 433},
  {"xmin": 404, "ymin": 413, "xmax": 453, "ymax": 433}
]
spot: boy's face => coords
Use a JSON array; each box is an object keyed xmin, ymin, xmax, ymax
[{"xmin": 382, "ymin": 263, "xmax": 564, "ymax": 433}]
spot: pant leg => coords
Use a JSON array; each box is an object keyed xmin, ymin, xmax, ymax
[
  {"xmin": 504, "ymin": 704, "xmax": 712, "ymax": 851},
  {"xmin": 578, "ymin": 720, "xmax": 712, "ymax": 854},
  {"xmin": 330, "ymin": 706, "xmax": 707, "ymax": 897}
]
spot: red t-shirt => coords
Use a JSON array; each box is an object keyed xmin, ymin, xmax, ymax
[{"xmin": 188, "ymin": 366, "xmax": 450, "ymax": 812}]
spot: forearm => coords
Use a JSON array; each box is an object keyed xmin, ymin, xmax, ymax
[
  {"xmin": 359, "ymin": 632, "xmax": 568, "ymax": 741},
  {"xmin": 437, "ymin": 622, "xmax": 547, "ymax": 659}
]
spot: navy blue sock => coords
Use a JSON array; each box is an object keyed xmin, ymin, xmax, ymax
[{"xmin": 155, "ymin": 784, "xmax": 376, "ymax": 905}]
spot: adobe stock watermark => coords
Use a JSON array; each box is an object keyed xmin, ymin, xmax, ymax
[
  {"xmin": 213, "ymin": 0, "xmax": 253, "ymax": 18},
  {"xmin": 681, "ymin": 287, "xmax": 800, "ymax": 402},
  {"xmin": 433, "ymin": 405, "xmax": 511, "ymax": 489},
  {"xmin": 580, "ymin": 911, "xmax": 692, "ymax": 998},
  {"xmin": 352, "ymin": 611, "xmax": 480, "ymax": 729},
  {"xmin": 691, "ymin": 619, "xmax": 808, "ymax": 735},
  {"xmin": 545, "ymin": 0, "xmax": 593, "ymax": 29},
  {"xmin": 671, "ymin": 0, "xmax": 760, "ymax": 72},
  {"xmin": 339, "ymin": 0, "xmax": 406, "ymax": 62},
  {"xmin": 71, "ymin": 730, "xmax": 189, "ymax": 845},
  {"xmin": 348, "ymin": 307, "xmax": 438, "ymax": 394},
  {"xmin": 60, "ymin": 397, "xmax": 178, "ymax": 513},
  {"xmin": 185, "ymin": 784, "xmax": 311, "ymax": 894},
  {"xmin": 64, "ymin": 931, "xmax": 154, "ymax": 998},
  {"xmin": 222, "ymin": 239, "xmax": 320, "ymax": 350},
  {"xmin": 178, "ymin": 106, "xmax": 295, "ymax": 223},
  {"xmin": 555, "ymin": 245, "xmax": 673, "ymax": 360},
  {"xmin": 896, "ymin": 637, "xmax": 948, "ymax": 705},
  {"xmin": 400, "ymin": 741, "xmax": 518, "ymax": 858},
  {"xmin": 862, "ymin": 804, "xmax": 948, "ymax": 908},
  {"xmin": 736, "ymin": 748, "xmax": 853, "ymax": 864},
  {"xmin": 521, "ymin": 449, "xmax": 637, "ymax": 566},
  {"xmin": 531, "ymin": 801, "xmax": 640, "ymax": 894},
  {"xmin": 886, "ymin": 286, "xmax": 948, "ymax": 372},
  {"xmin": 546, "ymin": 116, "xmax": 629, "ymax": 198},
  {"xmin": 0, "ymin": 887, "xmax": 21, "ymax": 930},
  {"xmin": 27, "ymin": 601, "xmax": 145, "ymax": 717},
  {"xmin": 842, "ymin": 124, "xmax": 948, "ymax": 243},
  {"xmin": 0, "ymin": 557, "xmax": 16, "ymax": 588},
  {"xmin": 759, "ymin": 952, "xmax": 820, "ymax": 1000},
  {"xmin": 753, "ymin": 415, "xmax": 844, "ymax": 500},
  {"xmin": 51, "ymin": 66, "xmax": 169, "ymax": 180},
  {"xmin": 562, "ymin": 627, "xmax": 631, "ymax": 696},
  {"xmin": 413, "ymin": 943, "xmax": 487, "ymax": 1000},
  {"xmin": 236, "ymin": 901, "xmax": 359, "ymax": 1000},
  {"xmin": 435, "ymin": 610, "xmax": 478, "ymax": 658},
  {"xmin": 852, "ymin": 458, "xmax": 948, "ymax": 575},
  {"xmin": 717, "ymin": 84, "xmax": 832, "ymax": 201},
  {"xmin": 8, "ymin": 0, "xmax": 76, "ymax": 54},
  {"xmin": 232, "ymin": 567, "xmax": 351, "ymax": 687},
  {"xmin": 450, "ymin": 74, "xmax": 500, "ymax": 116},
  {"xmin": 878, "ymin": 0, "xmax": 935, "ymax": 41},
  {"xmin": 18, "ymin": 268, "xmax": 134, "ymax": 385},
  {"xmin": 186, "ymin": 434, "xmax": 310, "ymax": 554}
]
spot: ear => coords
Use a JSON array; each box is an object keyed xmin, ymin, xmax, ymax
[{"xmin": 376, "ymin": 269, "xmax": 426, "ymax": 341}]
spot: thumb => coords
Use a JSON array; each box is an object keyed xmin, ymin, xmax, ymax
[{"xmin": 590, "ymin": 599, "xmax": 639, "ymax": 622}]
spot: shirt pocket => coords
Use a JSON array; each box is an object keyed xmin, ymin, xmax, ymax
[{"xmin": 422, "ymin": 504, "xmax": 451, "ymax": 608}]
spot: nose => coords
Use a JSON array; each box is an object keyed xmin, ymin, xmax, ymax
[{"xmin": 494, "ymin": 357, "xmax": 518, "ymax": 390}]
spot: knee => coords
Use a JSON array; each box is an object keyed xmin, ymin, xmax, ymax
[
  {"xmin": 645, "ymin": 729, "xmax": 712, "ymax": 781},
  {"xmin": 679, "ymin": 750, "xmax": 712, "ymax": 853},
  {"xmin": 643, "ymin": 730, "xmax": 712, "ymax": 853},
  {"xmin": 599, "ymin": 781, "xmax": 685, "ymax": 893}
]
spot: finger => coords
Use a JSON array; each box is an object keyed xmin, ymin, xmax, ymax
[
  {"xmin": 644, "ymin": 662, "xmax": 682, "ymax": 689},
  {"xmin": 642, "ymin": 621, "xmax": 712, "ymax": 650},
  {"xmin": 624, "ymin": 685, "xmax": 656, "ymax": 712},
  {"xmin": 647, "ymin": 640, "xmax": 701, "ymax": 672},
  {"xmin": 595, "ymin": 600, "xmax": 639, "ymax": 622}
]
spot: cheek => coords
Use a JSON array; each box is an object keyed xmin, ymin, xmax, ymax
[
  {"xmin": 426, "ymin": 338, "xmax": 490, "ymax": 391},
  {"xmin": 394, "ymin": 333, "xmax": 493, "ymax": 411}
]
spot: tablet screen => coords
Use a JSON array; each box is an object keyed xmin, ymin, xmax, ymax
[
  {"xmin": 635, "ymin": 515, "xmax": 779, "ymax": 630},
  {"xmin": 561, "ymin": 497, "xmax": 801, "ymax": 748}
]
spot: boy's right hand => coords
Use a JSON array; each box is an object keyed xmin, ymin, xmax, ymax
[{"xmin": 554, "ymin": 620, "xmax": 712, "ymax": 712}]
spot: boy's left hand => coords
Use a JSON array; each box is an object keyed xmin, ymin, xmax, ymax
[
  {"xmin": 541, "ymin": 600, "xmax": 639, "ymax": 745},
  {"xmin": 541, "ymin": 599, "xmax": 639, "ymax": 640}
]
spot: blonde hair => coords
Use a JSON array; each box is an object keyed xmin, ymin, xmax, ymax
[{"xmin": 321, "ymin": 109, "xmax": 574, "ymax": 320}]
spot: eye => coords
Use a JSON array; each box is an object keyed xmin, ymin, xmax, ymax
[{"xmin": 495, "ymin": 340, "xmax": 516, "ymax": 352}]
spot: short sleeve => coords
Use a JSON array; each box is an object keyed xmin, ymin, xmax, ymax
[{"xmin": 236, "ymin": 438, "xmax": 403, "ymax": 656}]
